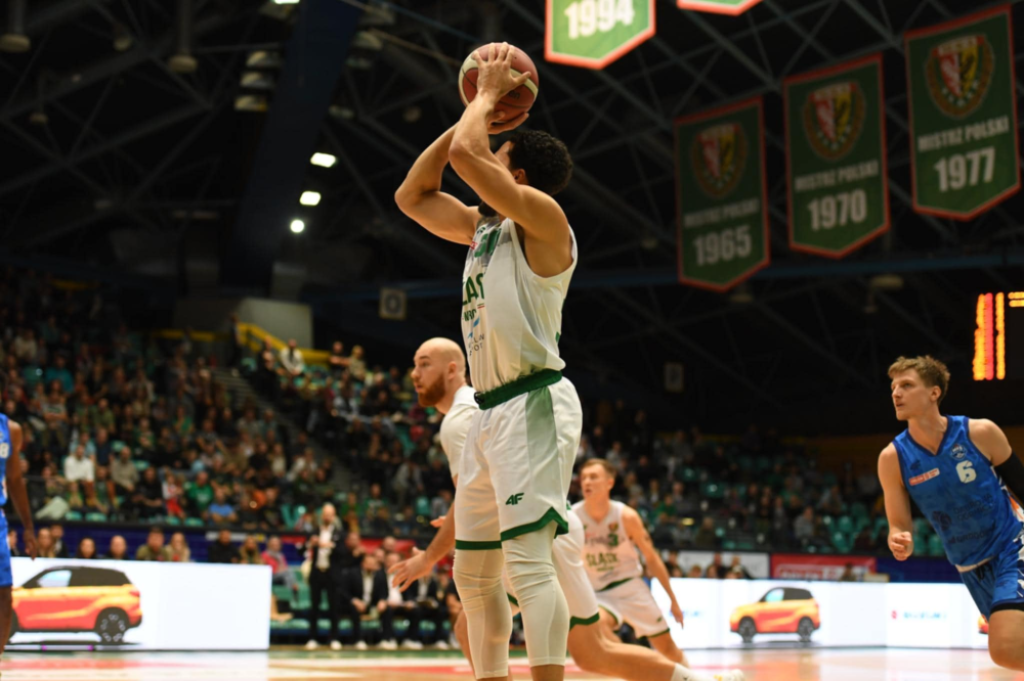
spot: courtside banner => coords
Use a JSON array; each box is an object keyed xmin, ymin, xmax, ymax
[
  {"xmin": 651, "ymin": 578, "xmax": 990, "ymax": 650},
  {"xmin": 675, "ymin": 97, "xmax": 770, "ymax": 291},
  {"xmin": 676, "ymin": 0, "xmax": 762, "ymax": 16},
  {"xmin": 771, "ymin": 553, "xmax": 877, "ymax": 580},
  {"xmin": 905, "ymin": 5, "xmax": 1020, "ymax": 219},
  {"xmin": 785, "ymin": 54, "xmax": 889, "ymax": 257},
  {"xmin": 6, "ymin": 558, "xmax": 270, "ymax": 650},
  {"xmin": 545, "ymin": 0, "xmax": 655, "ymax": 70}
]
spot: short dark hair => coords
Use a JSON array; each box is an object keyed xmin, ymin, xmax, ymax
[
  {"xmin": 581, "ymin": 458, "xmax": 616, "ymax": 479},
  {"xmin": 508, "ymin": 130, "xmax": 573, "ymax": 196}
]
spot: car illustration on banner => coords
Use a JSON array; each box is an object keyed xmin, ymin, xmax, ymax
[
  {"xmin": 12, "ymin": 566, "xmax": 143, "ymax": 644},
  {"xmin": 979, "ymin": 615, "xmax": 989, "ymax": 635},
  {"xmin": 730, "ymin": 587, "xmax": 820, "ymax": 643}
]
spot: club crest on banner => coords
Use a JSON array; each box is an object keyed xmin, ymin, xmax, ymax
[
  {"xmin": 803, "ymin": 81, "xmax": 865, "ymax": 160},
  {"xmin": 691, "ymin": 123, "xmax": 748, "ymax": 199},
  {"xmin": 926, "ymin": 35, "xmax": 994, "ymax": 118}
]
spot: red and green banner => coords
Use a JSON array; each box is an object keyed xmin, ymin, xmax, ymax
[
  {"xmin": 545, "ymin": 0, "xmax": 655, "ymax": 69},
  {"xmin": 905, "ymin": 5, "xmax": 1020, "ymax": 220},
  {"xmin": 784, "ymin": 54, "xmax": 890, "ymax": 258},
  {"xmin": 675, "ymin": 97, "xmax": 770, "ymax": 291},
  {"xmin": 677, "ymin": 0, "xmax": 762, "ymax": 16}
]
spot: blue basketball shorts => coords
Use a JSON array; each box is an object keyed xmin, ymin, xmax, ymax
[{"xmin": 961, "ymin": 532, "xmax": 1024, "ymax": 619}]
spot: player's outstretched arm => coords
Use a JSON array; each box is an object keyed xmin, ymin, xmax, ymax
[
  {"xmin": 389, "ymin": 495, "xmax": 457, "ymax": 591},
  {"xmin": 878, "ymin": 444, "xmax": 914, "ymax": 561},
  {"xmin": 623, "ymin": 506, "xmax": 683, "ymax": 626},
  {"xmin": 970, "ymin": 419, "xmax": 1024, "ymax": 502},
  {"xmin": 449, "ymin": 45, "xmax": 571, "ymax": 272},
  {"xmin": 7, "ymin": 421, "xmax": 36, "ymax": 559},
  {"xmin": 395, "ymin": 125, "xmax": 479, "ymax": 246}
]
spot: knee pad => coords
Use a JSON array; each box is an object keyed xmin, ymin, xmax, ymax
[
  {"xmin": 503, "ymin": 527, "xmax": 569, "ymax": 668},
  {"xmin": 453, "ymin": 549, "xmax": 511, "ymax": 678}
]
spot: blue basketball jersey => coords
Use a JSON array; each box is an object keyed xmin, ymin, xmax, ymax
[
  {"xmin": 893, "ymin": 415, "xmax": 1024, "ymax": 568},
  {"xmin": 0, "ymin": 414, "xmax": 10, "ymax": 507}
]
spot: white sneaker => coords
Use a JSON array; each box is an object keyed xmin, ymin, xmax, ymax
[
  {"xmin": 434, "ymin": 639, "xmax": 450, "ymax": 650},
  {"xmin": 714, "ymin": 671, "xmax": 746, "ymax": 681},
  {"xmin": 304, "ymin": 639, "xmax": 319, "ymax": 651},
  {"xmin": 401, "ymin": 640, "xmax": 423, "ymax": 650},
  {"xmin": 354, "ymin": 641, "xmax": 368, "ymax": 651},
  {"xmin": 379, "ymin": 639, "xmax": 398, "ymax": 651},
  {"xmin": 329, "ymin": 640, "xmax": 342, "ymax": 651},
  {"xmin": 450, "ymin": 634, "xmax": 460, "ymax": 650}
]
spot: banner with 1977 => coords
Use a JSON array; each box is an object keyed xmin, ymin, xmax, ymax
[{"xmin": 905, "ymin": 5, "xmax": 1020, "ymax": 220}]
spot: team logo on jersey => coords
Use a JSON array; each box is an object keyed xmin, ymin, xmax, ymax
[
  {"xmin": 951, "ymin": 444, "xmax": 967, "ymax": 460},
  {"xmin": 931, "ymin": 510, "xmax": 953, "ymax": 532},
  {"xmin": 926, "ymin": 34, "xmax": 994, "ymax": 119},
  {"xmin": 803, "ymin": 81, "xmax": 864, "ymax": 161},
  {"xmin": 609, "ymin": 523, "xmax": 619, "ymax": 532},
  {"xmin": 910, "ymin": 468, "xmax": 941, "ymax": 486},
  {"xmin": 691, "ymin": 123, "xmax": 747, "ymax": 199}
]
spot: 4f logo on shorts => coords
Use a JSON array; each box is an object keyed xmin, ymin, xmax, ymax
[{"xmin": 505, "ymin": 493, "xmax": 525, "ymax": 506}]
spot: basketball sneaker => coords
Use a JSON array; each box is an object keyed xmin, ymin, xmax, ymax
[{"xmin": 713, "ymin": 672, "xmax": 746, "ymax": 681}]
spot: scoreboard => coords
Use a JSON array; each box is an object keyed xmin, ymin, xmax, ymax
[{"xmin": 973, "ymin": 292, "xmax": 1024, "ymax": 381}]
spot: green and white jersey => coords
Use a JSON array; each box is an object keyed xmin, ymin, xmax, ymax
[
  {"xmin": 572, "ymin": 499, "xmax": 643, "ymax": 590},
  {"xmin": 460, "ymin": 216, "xmax": 577, "ymax": 393}
]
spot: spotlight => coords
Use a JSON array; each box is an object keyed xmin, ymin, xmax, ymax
[
  {"xmin": 310, "ymin": 153, "xmax": 337, "ymax": 168},
  {"xmin": 300, "ymin": 192, "xmax": 321, "ymax": 206},
  {"xmin": 290, "ymin": 219, "xmax": 305, "ymax": 234}
]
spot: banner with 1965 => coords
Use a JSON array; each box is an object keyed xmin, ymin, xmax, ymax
[
  {"xmin": 785, "ymin": 54, "xmax": 890, "ymax": 257},
  {"xmin": 905, "ymin": 5, "xmax": 1020, "ymax": 220},
  {"xmin": 675, "ymin": 97, "xmax": 769, "ymax": 291}
]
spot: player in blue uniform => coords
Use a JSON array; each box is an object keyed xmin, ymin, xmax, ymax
[
  {"xmin": 0, "ymin": 408, "xmax": 37, "ymax": 659},
  {"xmin": 878, "ymin": 356, "xmax": 1024, "ymax": 672}
]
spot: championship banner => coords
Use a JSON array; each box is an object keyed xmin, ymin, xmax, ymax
[
  {"xmin": 676, "ymin": 0, "xmax": 762, "ymax": 16},
  {"xmin": 785, "ymin": 54, "xmax": 890, "ymax": 258},
  {"xmin": 675, "ymin": 96, "xmax": 770, "ymax": 291},
  {"xmin": 545, "ymin": 0, "xmax": 655, "ymax": 70},
  {"xmin": 905, "ymin": 5, "xmax": 1020, "ymax": 220}
]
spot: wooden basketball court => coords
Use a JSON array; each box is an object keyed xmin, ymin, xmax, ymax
[{"xmin": 0, "ymin": 648, "xmax": 1017, "ymax": 680}]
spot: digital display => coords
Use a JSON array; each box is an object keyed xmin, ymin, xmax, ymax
[{"xmin": 973, "ymin": 292, "xmax": 1024, "ymax": 381}]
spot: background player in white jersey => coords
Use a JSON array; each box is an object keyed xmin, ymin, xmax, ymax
[
  {"xmin": 390, "ymin": 338, "xmax": 745, "ymax": 681},
  {"xmin": 574, "ymin": 459, "xmax": 689, "ymax": 666},
  {"xmin": 396, "ymin": 44, "xmax": 581, "ymax": 681}
]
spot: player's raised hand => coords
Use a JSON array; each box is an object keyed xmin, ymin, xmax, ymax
[
  {"xmin": 488, "ymin": 111, "xmax": 529, "ymax": 134},
  {"xmin": 389, "ymin": 548, "xmax": 431, "ymax": 592},
  {"xmin": 889, "ymin": 531, "xmax": 913, "ymax": 561},
  {"xmin": 474, "ymin": 43, "xmax": 531, "ymax": 101}
]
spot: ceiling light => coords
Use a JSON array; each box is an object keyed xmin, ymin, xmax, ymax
[
  {"xmin": 273, "ymin": 0, "xmax": 300, "ymax": 4},
  {"xmin": 290, "ymin": 219, "xmax": 305, "ymax": 234},
  {"xmin": 300, "ymin": 191, "xmax": 321, "ymax": 206},
  {"xmin": 310, "ymin": 153, "xmax": 336, "ymax": 168}
]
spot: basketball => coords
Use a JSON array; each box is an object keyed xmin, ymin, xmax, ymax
[{"xmin": 458, "ymin": 43, "xmax": 539, "ymax": 118}]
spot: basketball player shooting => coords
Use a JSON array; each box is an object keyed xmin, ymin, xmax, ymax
[
  {"xmin": 878, "ymin": 356, "xmax": 1024, "ymax": 672},
  {"xmin": 574, "ymin": 460, "xmax": 691, "ymax": 666},
  {"xmin": 390, "ymin": 338, "xmax": 744, "ymax": 681},
  {"xmin": 396, "ymin": 43, "xmax": 581, "ymax": 681}
]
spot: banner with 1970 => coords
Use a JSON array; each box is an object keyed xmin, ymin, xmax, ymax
[
  {"xmin": 905, "ymin": 5, "xmax": 1020, "ymax": 220},
  {"xmin": 785, "ymin": 54, "xmax": 890, "ymax": 257},
  {"xmin": 675, "ymin": 97, "xmax": 769, "ymax": 291}
]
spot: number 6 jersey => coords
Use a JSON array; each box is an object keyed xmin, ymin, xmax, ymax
[{"xmin": 892, "ymin": 415, "xmax": 1024, "ymax": 569}]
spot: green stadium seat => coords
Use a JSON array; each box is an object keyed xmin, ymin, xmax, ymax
[
  {"xmin": 873, "ymin": 517, "xmax": 889, "ymax": 536},
  {"xmin": 850, "ymin": 502, "xmax": 868, "ymax": 519},
  {"xmin": 820, "ymin": 515, "xmax": 833, "ymax": 530},
  {"xmin": 272, "ymin": 585, "xmax": 294, "ymax": 605},
  {"xmin": 836, "ymin": 516, "xmax": 854, "ymax": 535},
  {"xmin": 64, "ymin": 511, "xmax": 83, "ymax": 521},
  {"xmin": 680, "ymin": 468, "xmax": 698, "ymax": 483},
  {"xmin": 928, "ymin": 534, "xmax": 945, "ymax": 558},
  {"xmin": 415, "ymin": 496, "xmax": 431, "ymax": 516},
  {"xmin": 722, "ymin": 540, "xmax": 737, "ymax": 550},
  {"xmin": 702, "ymin": 482, "xmax": 724, "ymax": 500},
  {"xmin": 85, "ymin": 512, "xmax": 108, "ymax": 522},
  {"xmin": 185, "ymin": 518, "xmax": 204, "ymax": 527},
  {"xmin": 832, "ymin": 532, "xmax": 852, "ymax": 554},
  {"xmin": 165, "ymin": 516, "xmax": 182, "ymax": 526},
  {"xmin": 280, "ymin": 504, "xmax": 296, "ymax": 529}
]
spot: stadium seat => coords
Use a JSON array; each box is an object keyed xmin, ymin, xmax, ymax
[
  {"xmin": 185, "ymin": 518, "xmax": 204, "ymax": 527},
  {"xmin": 928, "ymin": 534, "xmax": 945, "ymax": 558},
  {"xmin": 832, "ymin": 532, "xmax": 852, "ymax": 554},
  {"xmin": 65, "ymin": 511, "xmax": 83, "ymax": 521},
  {"xmin": 85, "ymin": 512, "xmax": 108, "ymax": 522},
  {"xmin": 836, "ymin": 516, "xmax": 854, "ymax": 535}
]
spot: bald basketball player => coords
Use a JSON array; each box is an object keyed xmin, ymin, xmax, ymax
[{"xmin": 390, "ymin": 338, "xmax": 745, "ymax": 681}]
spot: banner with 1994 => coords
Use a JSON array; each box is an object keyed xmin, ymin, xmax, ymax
[
  {"xmin": 674, "ymin": 97, "xmax": 769, "ymax": 291},
  {"xmin": 905, "ymin": 5, "xmax": 1020, "ymax": 220},
  {"xmin": 785, "ymin": 54, "xmax": 890, "ymax": 258}
]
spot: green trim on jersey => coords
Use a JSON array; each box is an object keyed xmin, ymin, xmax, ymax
[
  {"xmin": 474, "ymin": 369, "xmax": 562, "ymax": 410},
  {"xmin": 598, "ymin": 577, "xmax": 636, "ymax": 592},
  {"xmin": 454, "ymin": 539, "xmax": 503, "ymax": 550},
  {"xmin": 500, "ymin": 506, "xmax": 568, "ymax": 541},
  {"xmin": 645, "ymin": 628, "xmax": 672, "ymax": 639},
  {"xmin": 507, "ymin": 593, "xmax": 519, "ymax": 607},
  {"xmin": 598, "ymin": 605, "xmax": 620, "ymax": 625},
  {"xmin": 570, "ymin": 612, "xmax": 601, "ymax": 630}
]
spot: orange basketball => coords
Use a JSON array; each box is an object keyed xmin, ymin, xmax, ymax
[{"xmin": 458, "ymin": 43, "xmax": 539, "ymax": 117}]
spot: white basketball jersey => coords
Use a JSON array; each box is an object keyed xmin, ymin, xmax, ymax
[
  {"xmin": 460, "ymin": 217, "xmax": 577, "ymax": 393},
  {"xmin": 572, "ymin": 499, "xmax": 643, "ymax": 590},
  {"xmin": 439, "ymin": 385, "xmax": 478, "ymax": 479}
]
